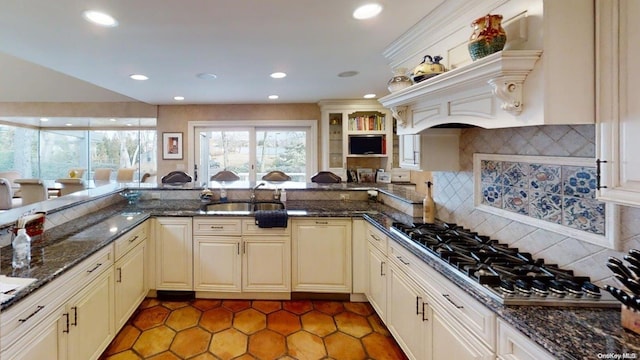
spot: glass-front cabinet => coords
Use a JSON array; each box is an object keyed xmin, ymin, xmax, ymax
[{"xmin": 319, "ymin": 100, "xmax": 393, "ymax": 181}]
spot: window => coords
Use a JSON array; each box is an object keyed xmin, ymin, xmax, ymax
[{"xmin": 191, "ymin": 121, "xmax": 317, "ymax": 184}]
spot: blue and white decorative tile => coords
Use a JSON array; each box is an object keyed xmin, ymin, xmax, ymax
[
  {"xmin": 529, "ymin": 191, "xmax": 562, "ymax": 224},
  {"xmin": 482, "ymin": 184, "xmax": 502, "ymax": 208},
  {"xmin": 503, "ymin": 186, "xmax": 528, "ymax": 215},
  {"xmin": 480, "ymin": 160, "xmax": 501, "ymax": 184},
  {"xmin": 562, "ymin": 197, "xmax": 605, "ymax": 235},
  {"xmin": 563, "ymin": 166, "xmax": 597, "ymax": 198},
  {"xmin": 529, "ymin": 163, "xmax": 561, "ymax": 194},
  {"xmin": 502, "ymin": 162, "xmax": 529, "ymax": 188}
]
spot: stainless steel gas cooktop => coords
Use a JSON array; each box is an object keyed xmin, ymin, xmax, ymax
[{"xmin": 390, "ymin": 222, "xmax": 619, "ymax": 308}]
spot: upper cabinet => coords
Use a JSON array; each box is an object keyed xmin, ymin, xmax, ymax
[
  {"xmin": 596, "ymin": 0, "xmax": 640, "ymax": 207},
  {"xmin": 378, "ymin": 0, "xmax": 595, "ymax": 134}
]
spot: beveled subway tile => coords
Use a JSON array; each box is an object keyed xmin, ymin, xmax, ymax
[
  {"xmin": 248, "ymin": 329, "xmax": 286, "ymax": 359},
  {"xmin": 200, "ymin": 307, "xmax": 233, "ymax": 333}
]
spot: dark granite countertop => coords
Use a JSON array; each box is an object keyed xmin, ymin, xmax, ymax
[{"xmin": 2, "ymin": 198, "xmax": 638, "ymax": 359}]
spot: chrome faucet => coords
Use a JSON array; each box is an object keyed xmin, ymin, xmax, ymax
[{"xmin": 250, "ymin": 182, "xmax": 265, "ymax": 202}]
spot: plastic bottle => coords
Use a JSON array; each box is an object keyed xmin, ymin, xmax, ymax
[
  {"xmin": 280, "ymin": 189, "xmax": 287, "ymax": 203},
  {"xmin": 12, "ymin": 228, "xmax": 31, "ymax": 269},
  {"xmin": 423, "ymin": 181, "xmax": 435, "ymax": 224},
  {"xmin": 220, "ymin": 188, "xmax": 228, "ymax": 203}
]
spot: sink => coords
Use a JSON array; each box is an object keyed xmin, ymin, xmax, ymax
[{"xmin": 203, "ymin": 201, "xmax": 285, "ymax": 213}]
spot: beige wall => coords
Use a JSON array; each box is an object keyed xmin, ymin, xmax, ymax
[
  {"xmin": 156, "ymin": 104, "xmax": 321, "ymax": 179},
  {"xmin": 0, "ymin": 102, "xmax": 157, "ymax": 117}
]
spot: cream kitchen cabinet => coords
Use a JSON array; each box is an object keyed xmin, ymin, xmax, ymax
[
  {"xmin": 597, "ymin": 0, "xmax": 640, "ymax": 207},
  {"xmin": 351, "ymin": 218, "xmax": 367, "ymax": 295},
  {"xmin": 365, "ymin": 223, "xmax": 388, "ymax": 320},
  {"xmin": 154, "ymin": 217, "xmax": 193, "ymax": 290},
  {"xmin": 398, "ymin": 130, "xmax": 460, "ymax": 171},
  {"xmin": 497, "ymin": 318, "xmax": 555, "ymax": 360},
  {"xmin": 292, "ymin": 218, "xmax": 352, "ymax": 293},
  {"xmin": 114, "ymin": 240, "xmax": 147, "ymax": 329},
  {"xmin": 431, "ymin": 302, "xmax": 494, "ymax": 360},
  {"xmin": 193, "ymin": 218, "xmax": 291, "ymax": 294}
]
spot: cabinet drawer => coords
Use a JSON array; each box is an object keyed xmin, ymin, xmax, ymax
[
  {"xmin": 497, "ymin": 319, "xmax": 554, "ymax": 360},
  {"xmin": 114, "ymin": 221, "xmax": 147, "ymax": 259},
  {"xmin": 366, "ymin": 224, "xmax": 387, "ymax": 254},
  {"xmin": 194, "ymin": 217, "xmax": 242, "ymax": 235},
  {"xmin": 242, "ymin": 219, "xmax": 291, "ymax": 235}
]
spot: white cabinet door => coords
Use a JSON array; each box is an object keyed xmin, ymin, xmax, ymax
[
  {"xmin": 292, "ymin": 218, "xmax": 352, "ymax": 293},
  {"xmin": 243, "ymin": 236, "xmax": 290, "ymax": 292},
  {"xmin": 399, "ymin": 134, "xmax": 420, "ymax": 169},
  {"xmin": 497, "ymin": 319, "xmax": 554, "ymax": 360},
  {"xmin": 114, "ymin": 241, "xmax": 146, "ymax": 329},
  {"xmin": 3, "ymin": 306, "xmax": 67, "ymax": 360},
  {"xmin": 597, "ymin": 0, "xmax": 640, "ymax": 206},
  {"xmin": 431, "ymin": 304, "xmax": 493, "ymax": 360},
  {"xmin": 366, "ymin": 245, "xmax": 387, "ymax": 321},
  {"xmin": 155, "ymin": 217, "xmax": 193, "ymax": 290},
  {"xmin": 66, "ymin": 268, "xmax": 115, "ymax": 360},
  {"xmin": 351, "ymin": 219, "xmax": 367, "ymax": 294},
  {"xmin": 194, "ymin": 236, "xmax": 241, "ymax": 292},
  {"xmin": 386, "ymin": 262, "xmax": 429, "ymax": 360}
]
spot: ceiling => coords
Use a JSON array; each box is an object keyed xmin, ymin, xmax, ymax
[{"xmin": 0, "ymin": 1, "xmax": 440, "ymax": 106}]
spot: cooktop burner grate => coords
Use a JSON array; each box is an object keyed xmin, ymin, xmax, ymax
[{"xmin": 390, "ymin": 222, "xmax": 618, "ymax": 307}]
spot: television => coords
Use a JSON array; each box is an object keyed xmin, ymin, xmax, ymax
[{"xmin": 349, "ymin": 135, "xmax": 385, "ymax": 155}]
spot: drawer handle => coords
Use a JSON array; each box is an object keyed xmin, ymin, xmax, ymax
[
  {"xmin": 397, "ymin": 256, "xmax": 410, "ymax": 266},
  {"xmin": 63, "ymin": 312, "xmax": 70, "ymax": 333},
  {"xmin": 210, "ymin": 225, "xmax": 224, "ymax": 229},
  {"xmin": 416, "ymin": 296, "xmax": 423, "ymax": 315},
  {"xmin": 315, "ymin": 221, "xmax": 328, "ymax": 225},
  {"xmin": 442, "ymin": 294, "xmax": 464, "ymax": 309},
  {"xmin": 87, "ymin": 263, "xmax": 102, "ymax": 273},
  {"xmin": 71, "ymin": 306, "xmax": 78, "ymax": 327},
  {"xmin": 128, "ymin": 235, "xmax": 139, "ymax": 243},
  {"xmin": 18, "ymin": 305, "xmax": 45, "ymax": 324},
  {"xmin": 116, "ymin": 267, "xmax": 122, "ymax": 282},
  {"xmin": 371, "ymin": 234, "xmax": 382, "ymax": 242},
  {"xmin": 380, "ymin": 261, "xmax": 385, "ymax": 276},
  {"xmin": 422, "ymin": 302, "xmax": 429, "ymax": 322}
]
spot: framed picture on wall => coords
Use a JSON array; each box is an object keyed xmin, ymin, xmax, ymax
[{"xmin": 162, "ymin": 132, "xmax": 183, "ymax": 159}]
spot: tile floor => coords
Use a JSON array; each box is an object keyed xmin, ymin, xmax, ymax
[{"xmin": 100, "ymin": 298, "xmax": 408, "ymax": 360}]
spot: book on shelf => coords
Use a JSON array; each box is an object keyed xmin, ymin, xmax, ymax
[{"xmin": 348, "ymin": 114, "xmax": 385, "ymax": 131}]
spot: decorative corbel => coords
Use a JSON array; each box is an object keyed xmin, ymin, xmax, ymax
[
  {"xmin": 390, "ymin": 106, "xmax": 408, "ymax": 127},
  {"xmin": 488, "ymin": 76, "xmax": 526, "ymax": 115}
]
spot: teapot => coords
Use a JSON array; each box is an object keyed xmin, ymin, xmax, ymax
[{"xmin": 411, "ymin": 55, "xmax": 446, "ymax": 83}]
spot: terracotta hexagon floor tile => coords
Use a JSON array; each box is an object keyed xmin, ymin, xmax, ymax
[
  {"xmin": 103, "ymin": 324, "xmax": 141, "ymax": 356},
  {"xmin": 189, "ymin": 352, "xmax": 219, "ymax": 360},
  {"xmin": 368, "ymin": 314, "xmax": 391, "ymax": 336},
  {"xmin": 132, "ymin": 306, "xmax": 171, "ymax": 331},
  {"xmin": 192, "ymin": 299, "xmax": 222, "ymax": 311},
  {"xmin": 343, "ymin": 302, "xmax": 374, "ymax": 316},
  {"xmin": 170, "ymin": 327, "xmax": 211, "ymax": 358},
  {"xmin": 200, "ymin": 307, "xmax": 233, "ymax": 333},
  {"xmin": 287, "ymin": 330, "xmax": 327, "ymax": 360},
  {"xmin": 132, "ymin": 325, "xmax": 175, "ymax": 358},
  {"xmin": 283, "ymin": 300, "xmax": 313, "ymax": 315},
  {"xmin": 165, "ymin": 306, "xmax": 202, "ymax": 331},
  {"xmin": 147, "ymin": 351, "xmax": 181, "ymax": 360},
  {"xmin": 362, "ymin": 332, "xmax": 408, "ymax": 360},
  {"xmin": 234, "ymin": 308, "xmax": 267, "ymax": 335},
  {"xmin": 139, "ymin": 298, "xmax": 161, "ymax": 309},
  {"xmin": 301, "ymin": 310, "xmax": 337, "ymax": 337},
  {"xmin": 325, "ymin": 332, "xmax": 366, "ymax": 360},
  {"xmin": 222, "ymin": 299, "xmax": 252, "ymax": 312},
  {"xmin": 234, "ymin": 355, "xmax": 258, "ymax": 360},
  {"xmin": 101, "ymin": 349, "xmax": 142, "ymax": 360},
  {"xmin": 267, "ymin": 310, "xmax": 302, "ymax": 336},
  {"xmin": 334, "ymin": 312, "xmax": 372, "ymax": 338},
  {"xmin": 252, "ymin": 300, "xmax": 282, "ymax": 314},
  {"xmin": 210, "ymin": 328, "xmax": 249, "ymax": 360},
  {"xmin": 162, "ymin": 301, "xmax": 190, "ymax": 310},
  {"xmin": 313, "ymin": 301, "xmax": 345, "ymax": 316},
  {"xmin": 248, "ymin": 329, "xmax": 286, "ymax": 359}
]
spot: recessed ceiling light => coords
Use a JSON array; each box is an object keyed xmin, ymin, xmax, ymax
[
  {"xmin": 363, "ymin": 93, "xmax": 377, "ymax": 99},
  {"xmin": 65, "ymin": 123, "xmax": 73, "ymax": 127},
  {"xmin": 268, "ymin": 95, "xmax": 279, "ymax": 100},
  {"xmin": 353, "ymin": 4, "xmax": 383, "ymax": 20},
  {"xmin": 174, "ymin": 96, "xmax": 185, "ymax": 101},
  {"xmin": 83, "ymin": 10, "xmax": 118, "ymax": 27},
  {"xmin": 40, "ymin": 118, "xmax": 49, "ymax": 122},
  {"xmin": 129, "ymin": 74, "xmax": 148, "ymax": 81},
  {"xmin": 126, "ymin": 123, "xmax": 132, "ymax": 126},
  {"xmin": 270, "ymin": 72, "xmax": 287, "ymax": 79},
  {"xmin": 338, "ymin": 71, "xmax": 359, "ymax": 78},
  {"xmin": 109, "ymin": 118, "xmax": 116, "ymax": 122},
  {"xmin": 197, "ymin": 73, "xmax": 218, "ymax": 80}
]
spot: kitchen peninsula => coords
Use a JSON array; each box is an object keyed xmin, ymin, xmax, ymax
[{"xmin": 0, "ymin": 183, "xmax": 639, "ymax": 359}]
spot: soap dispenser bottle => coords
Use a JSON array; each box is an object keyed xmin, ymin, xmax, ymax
[
  {"xmin": 423, "ymin": 181, "xmax": 435, "ymax": 224},
  {"xmin": 12, "ymin": 228, "xmax": 31, "ymax": 269}
]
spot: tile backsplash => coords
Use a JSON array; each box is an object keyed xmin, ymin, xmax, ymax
[{"xmin": 433, "ymin": 125, "xmax": 640, "ymax": 285}]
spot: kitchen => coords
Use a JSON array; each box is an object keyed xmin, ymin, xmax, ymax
[{"xmin": 1, "ymin": 0, "xmax": 639, "ymax": 359}]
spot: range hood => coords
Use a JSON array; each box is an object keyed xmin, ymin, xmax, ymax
[{"xmin": 378, "ymin": 0, "xmax": 595, "ymax": 135}]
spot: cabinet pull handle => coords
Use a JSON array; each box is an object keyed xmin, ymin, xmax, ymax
[
  {"xmin": 422, "ymin": 302, "xmax": 429, "ymax": 322},
  {"xmin": 210, "ymin": 225, "xmax": 224, "ymax": 229},
  {"xmin": 243, "ymin": 242, "xmax": 247, "ymax": 254},
  {"xmin": 87, "ymin": 263, "xmax": 102, "ymax": 273},
  {"xmin": 315, "ymin": 221, "xmax": 328, "ymax": 225},
  {"xmin": 237, "ymin": 243, "xmax": 240, "ymax": 255},
  {"xmin": 71, "ymin": 306, "xmax": 78, "ymax": 326},
  {"xmin": 63, "ymin": 312, "xmax": 70, "ymax": 333},
  {"xmin": 397, "ymin": 256, "xmax": 410, "ymax": 265},
  {"xmin": 442, "ymin": 294, "xmax": 464, "ymax": 309},
  {"xmin": 596, "ymin": 159, "xmax": 608, "ymax": 190},
  {"xmin": 416, "ymin": 296, "xmax": 423, "ymax": 315},
  {"xmin": 128, "ymin": 235, "xmax": 139, "ymax": 243},
  {"xmin": 18, "ymin": 305, "xmax": 45, "ymax": 324},
  {"xmin": 371, "ymin": 234, "xmax": 381, "ymax": 242},
  {"xmin": 117, "ymin": 267, "xmax": 122, "ymax": 282},
  {"xmin": 380, "ymin": 261, "xmax": 385, "ymax": 276}
]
